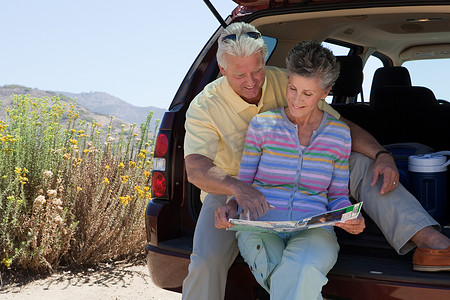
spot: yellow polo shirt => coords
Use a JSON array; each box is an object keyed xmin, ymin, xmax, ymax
[{"xmin": 184, "ymin": 66, "xmax": 339, "ymax": 200}]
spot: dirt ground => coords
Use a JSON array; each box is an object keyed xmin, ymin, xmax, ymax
[{"xmin": 0, "ymin": 257, "xmax": 182, "ymax": 300}]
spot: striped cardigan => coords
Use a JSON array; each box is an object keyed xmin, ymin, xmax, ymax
[{"xmin": 238, "ymin": 108, "xmax": 352, "ymax": 222}]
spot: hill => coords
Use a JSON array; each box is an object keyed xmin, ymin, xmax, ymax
[
  {"xmin": 59, "ymin": 91, "xmax": 166, "ymax": 128},
  {"xmin": 0, "ymin": 85, "xmax": 167, "ymax": 136}
]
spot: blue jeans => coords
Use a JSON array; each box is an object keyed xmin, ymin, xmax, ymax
[{"xmin": 237, "ymin": 227, "xmax": 339, "ymax": 300}]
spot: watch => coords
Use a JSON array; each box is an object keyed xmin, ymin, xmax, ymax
[{"xmin": 375, "ymin": 150, "xmax": 393, "ymax": 160}]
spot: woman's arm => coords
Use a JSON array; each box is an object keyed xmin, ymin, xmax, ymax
[{"xmin": 328, "ymin": 122, "xmax": 365, "ymax": 235}]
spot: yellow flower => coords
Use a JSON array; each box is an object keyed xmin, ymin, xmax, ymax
[
  {"xmin": 105, "ymin": 165, "xmax": 110, "ymax": 170},
  {"xmin": 1, "ymin": 258, "xmax": 12, "ymax": 268},
  {"xmin": 135, "ymin": 186, "xmax": 145, "ymax": 198},
  {"xmin": 121, "ymin": 175, "xmax": 129, "ymax": 183},
  {"xmin": 69, "ymin": 139, "xmax": 78, "ymax": 145},
  {"xmin": 119, "ymin": 195, "xmax": 132, "ymax": 206},
  {"xmin": 84, "ymin": 149, "xmax": 89, "ymax": 153},
  {"xmin": 19, "ymin": 176, "xmax": 28, "ymax": 184},
  {"xmin": 118, "ymin": 162, "xmax": 125, "ymax": 169},
  {"xmin": 14, "ymin": 167, "xmax": 22, "ymax": 174},
  {"xmin": 129, "ymin": 161, "xmax": 136, "ymax": 168},
  {"xmin": 103, "ymin": 177, "xmax": 109, "ymax": 184},
  {"xmin": 138, "ymin": 152, "xmax": 145, "ymax": 159},
  {"xmin": 77, "ymin": 187, "xmax": 82, "ymax": 191},
  {"xmin": 144, "ymin": 171, "xmax": 150, "ymax": 178}
]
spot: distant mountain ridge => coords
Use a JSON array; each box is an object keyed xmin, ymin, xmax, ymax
[
  {"xmin": 60, "ymin": 91, "xmax": 167, "ymax": 127},
  {"xmin": 0, "ymin": 85, "xmax": 167, "ymax": 131}
]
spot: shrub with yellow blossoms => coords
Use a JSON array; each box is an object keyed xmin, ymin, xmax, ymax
[{"xmin": 0, "ymin": 94, "xmax": 157, "ymax": 272}]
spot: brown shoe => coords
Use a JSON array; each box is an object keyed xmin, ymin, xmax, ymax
[{"xmin": 412, "ymin": 246, "xmax": 450, "ymax": 272}]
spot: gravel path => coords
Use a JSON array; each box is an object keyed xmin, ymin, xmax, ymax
[{"xmin": 1, "ymin": 258, "xmax": 182, "ymax": 300}]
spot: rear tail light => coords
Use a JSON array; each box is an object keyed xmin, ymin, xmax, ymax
[
  {"xmin": 152, "ymin": 171, "xmax": 167, "ymax": 197},
  {"xmin": 152, "ymin": 132, "xmax": 169, "ymax": 199},
  {"xmin": 154, "ymin": 134, "xmax": 168, "ymax": 157}
]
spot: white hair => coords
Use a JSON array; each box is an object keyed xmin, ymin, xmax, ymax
[{"xmin": 216, "ymin": 22, "xmax": 267, "ymax": 70}]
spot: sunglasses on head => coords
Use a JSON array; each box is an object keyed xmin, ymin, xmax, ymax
[{"xmin": 222, "ymin": 31, "xmax": 261, "ymax": 42}]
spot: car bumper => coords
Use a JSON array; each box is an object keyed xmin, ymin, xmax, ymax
[{"xmin": 146, "ymin": 243, "xmax": 189, "ymax": 289}]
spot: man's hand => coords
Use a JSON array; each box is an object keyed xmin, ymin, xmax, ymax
[
  {"xmin": 335, "ymin": 214, "xmax": 365, "ymax": 234},
  {"xmin": 233, "ymin": 183, "xmax": 272, "ymax": 220},
  {"xmin": 370, "ymin": 154, "xmax": 400, "ymax": 194},
  {"xmin": 215, "ymin": 200, "xmax": 238, "ymax": 229},
  {"xmin": 185, "ymin": 154, "xmax": 271, "ymax": 220}
]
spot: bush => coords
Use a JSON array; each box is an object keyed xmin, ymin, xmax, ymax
[{"xmin": 0, "ymin": 95, "xmax": 156, "ymax": 273}]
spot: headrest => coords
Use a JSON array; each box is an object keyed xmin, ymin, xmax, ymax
[
  {"xmin": 370, "ymin": 66, "xmax": 412, "ymax": 102},
  {"xmin": 372, "ymin": 86, "xmax": 436, "ymax": 113},
  {"xmin": 332, "ymin": 56, "xmax": 363, "ymax": 97}
]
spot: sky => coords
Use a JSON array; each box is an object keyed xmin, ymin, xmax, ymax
[
  {"xmin": 0, "ymin": 0, "xmax": 237, "ymax": 109},
  {"xmin": 2, "ymin": 1, "xmax": 449, "ymax": 111}
]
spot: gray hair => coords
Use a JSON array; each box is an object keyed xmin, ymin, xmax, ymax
[
  {"xmin": 286, "ymin": 40, "xmax": 340, "ymax": 90},
  {"xmin": 217, "ymin": 22, "xmax": 268, "ymax": 70}
]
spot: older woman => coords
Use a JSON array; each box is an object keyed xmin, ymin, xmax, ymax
[{"xmin": 215, "ymin": 40, "xmax": 365, "ymax": 299}]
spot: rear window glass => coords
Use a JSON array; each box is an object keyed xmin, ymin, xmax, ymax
[
  {"xmin": 263, "ymin": 36, "xmax": 277, "ymax": 61},
  {"xmin": 362, "ymin": 55, "xmax": 383, "ymax": 102},
  {"xmin": 403, "ymin": 59, "xmax": 450, "ymax": 101},
  {"xmin": 322, "ymin": 42, "xmax": 349, "ymax": 56}
]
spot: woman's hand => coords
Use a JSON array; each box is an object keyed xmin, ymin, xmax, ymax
[
  {"xmin": 215, "ymin": 199, "xmax": 238, "ymax": 229},
  {"xmin": 335, "ymin": 214, "xmax": 365, "ymax": 235}
]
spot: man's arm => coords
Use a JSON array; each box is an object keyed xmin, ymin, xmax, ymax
[
  {"xmin": 185, "ymin": 154, "xmax": 269, "ymax": 220},
  {"xmin": 340, "ymin": 117, "xmax": 400, "ymax": 194}
]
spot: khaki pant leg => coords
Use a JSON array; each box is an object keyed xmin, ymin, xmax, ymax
[
  {"xmin": 348, "ymin": 152, "xmax": 439, "ymax": 254},
  {"xmin": 182, "ymin": 194, "xmax": 239, "ymax": 300}
]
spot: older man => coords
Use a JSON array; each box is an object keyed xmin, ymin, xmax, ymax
[{"xmin": 182, "ymin": 22, "xmax": 450, "ymax": 300}]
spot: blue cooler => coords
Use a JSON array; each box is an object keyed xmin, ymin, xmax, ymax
[{"xmin": 408, "ymin": 152, "xmax": 450, "ymax": 221}]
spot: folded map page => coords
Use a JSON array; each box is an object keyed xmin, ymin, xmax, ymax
[{"xmin": 227, "ymin": 202, "xmax": 363, "ymax": 233}]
